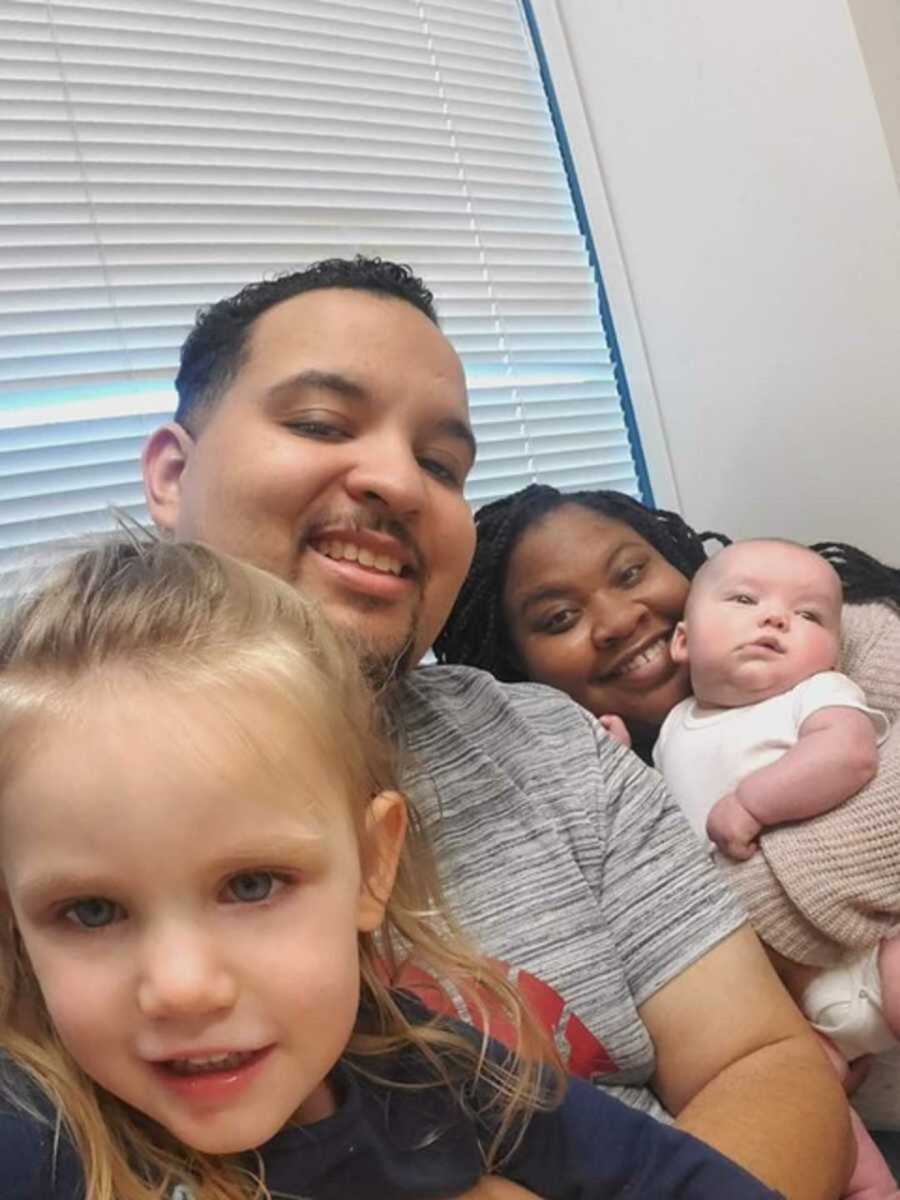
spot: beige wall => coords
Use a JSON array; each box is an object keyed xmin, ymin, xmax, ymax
[
  {"xmin": 532, "ymin": 0, "xmax": 900, "ymax": 559},
  {"xmin": 850, "ymin": 0, "xmax": 900, "ymax": 191}
]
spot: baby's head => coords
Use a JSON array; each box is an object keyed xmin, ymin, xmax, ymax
[
  {"xmin": 0, "ymin": 535, "xmax": 411, "ymax": 1187},
  {"xmin": 670, "ymin": 538, "xmax": 843, "ymax": 708}
]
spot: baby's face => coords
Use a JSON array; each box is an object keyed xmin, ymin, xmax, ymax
[{"xmin": 672, "ymin": 541, "xmax": 842, "ymax": 708}]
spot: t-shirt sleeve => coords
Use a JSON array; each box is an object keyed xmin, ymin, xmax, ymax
[
  {"xmin": 794, "ymin": 671, "xmax": 890, "ymax": 743},
  {"xmin": 588, "ymin": 715, "xmax": 746, "ymax": 1007},
  {"xmin": 501, "ymin": 1074, "xmax": 782, "ymax": 1199}
]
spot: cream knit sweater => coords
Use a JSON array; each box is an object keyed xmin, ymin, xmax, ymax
[{"xmin": 720, "ymin": 601, "xmax": 900, "ymax": 966}]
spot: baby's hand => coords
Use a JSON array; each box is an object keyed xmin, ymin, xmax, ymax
[
  {"xmin": 707, "ymin": 792, "xmax": 762, "ymax": 860},
  {"xmin": 599, "ymin": 714, "xmax": 631, "ymax": 748}
]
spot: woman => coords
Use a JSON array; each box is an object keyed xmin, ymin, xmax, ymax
[
  {"xmin": 434, "ymin": 483, "xmax": 900, "ymax": 762},
  {"xmin": 435, "ymin": 481, "xmax": 900, "ymax": 1132}
]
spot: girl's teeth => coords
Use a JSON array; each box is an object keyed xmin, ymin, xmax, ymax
[{"xmin": 168, "ymin": 1051, "xmax": 251, "ymax": 1075}]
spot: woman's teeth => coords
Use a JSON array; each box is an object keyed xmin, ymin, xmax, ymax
[
  {"xmin": 320, "ymin": 540, "xmax": 403, "ymax": 576},
  {"xmin": 612, "ymin": 636, "xmax": 669, "ymax": 677}
]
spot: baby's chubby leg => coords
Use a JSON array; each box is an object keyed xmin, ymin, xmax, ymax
[{"xmin": 877, "ymin": 938, "xmax": 900, "ymax": 1041}]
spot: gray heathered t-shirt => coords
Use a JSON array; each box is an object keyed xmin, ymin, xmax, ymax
[{"xmin": 391, "ymin": 664, "xmax": 746, "ymax": 1121}]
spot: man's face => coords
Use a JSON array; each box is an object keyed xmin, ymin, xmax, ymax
[
  {"xmin": 672, "ymin": 541, "xmax": 842, "ymax": 707},
  {"xmin": 144, "ymin": 289, "xmax": 477, "ymax": 670}
]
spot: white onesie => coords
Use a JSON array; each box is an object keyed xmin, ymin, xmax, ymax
[
  {"xmin": 653, "ymin": 670, "xmax": 888, "ymax": 850},
  {"xmin": 654, "ymin": 670, "xmax": 891, "ymax": 1058}
]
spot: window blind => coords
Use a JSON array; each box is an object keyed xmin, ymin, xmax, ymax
[{"xmin": 0, "ymin": 0, "xmax": 643, "ymax": 593}]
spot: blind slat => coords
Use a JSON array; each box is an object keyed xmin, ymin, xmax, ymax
[{"xmin": 0, "ymin": 0, "xmax": 643, "ymax": 579}]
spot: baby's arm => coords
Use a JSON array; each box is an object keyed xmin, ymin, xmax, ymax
[
  {"xmin": 599, "ymin": 714, "xmax": 631, "ymax": 748},
  {"xmin": 708, "ymin": 706, "xmax": 879, "ymax": 859}
]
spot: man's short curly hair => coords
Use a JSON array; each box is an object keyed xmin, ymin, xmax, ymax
[{"xmin": 174, "ymin": 255, "xmax": 439, "ymax": 431}]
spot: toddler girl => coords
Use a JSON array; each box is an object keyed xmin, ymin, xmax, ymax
[{"xmin": 0, "ymin": 535, "xmax": 784, "ymax": 1199}]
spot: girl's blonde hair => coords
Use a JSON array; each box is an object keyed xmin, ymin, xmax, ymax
[{"xmin": 0, "ymin": 533, "xmax": 559, "ymax": 1200}]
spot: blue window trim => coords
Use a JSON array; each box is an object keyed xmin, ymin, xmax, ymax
[{"xmin": 519, "ymin": 0, "xmax": 654, "ymax": 506}]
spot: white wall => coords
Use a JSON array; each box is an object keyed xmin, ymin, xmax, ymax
[{"xmin": 531, "ymin": 0, "xmax": 900, "ymax": 559}]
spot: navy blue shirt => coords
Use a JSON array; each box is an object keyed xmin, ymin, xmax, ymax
[{"xmin": 1, "ymin": 998, "xmax": 782, "ymax": 1199}]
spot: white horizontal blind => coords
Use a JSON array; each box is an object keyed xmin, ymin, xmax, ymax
[{"xmin": 0, "ymin": 0, "xmax": 642, "ymax": 592}]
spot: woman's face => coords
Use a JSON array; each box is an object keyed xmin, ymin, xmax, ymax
[{"xmin": 503, "ymin": 505, "xmax": 692, "ymax": 730}]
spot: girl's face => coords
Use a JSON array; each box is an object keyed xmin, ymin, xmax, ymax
[
  {"xmin": 0, "ymin": 681, "xmax": 403, "ymax": 1156},
  {"xmin": 503, "ymin": 505, "xmax": 692, "ymax": 732}
]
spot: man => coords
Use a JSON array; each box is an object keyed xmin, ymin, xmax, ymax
[{"xmin": 143, "ymin": 256, "xmax": 852, "ymax": 1198}]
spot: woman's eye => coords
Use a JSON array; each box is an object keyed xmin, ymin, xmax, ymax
[
  {"xmin": 64, "ymin": 898, "xmax": 121, "ymax": 930},
  {"xmin": 225, "ymin": 872, "xmax": 279, "ymax": 904},
  {"xmin": 539, "ymin": 608, "xmax": 577, "ymax": 634},
  {"xmin": 619, "ymin": 562, "xmax": 645, "ymax": 586}
]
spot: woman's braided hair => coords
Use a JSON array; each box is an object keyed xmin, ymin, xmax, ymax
[
  {"xmin": 433, "ymin": 483, "xmax": 728, "ymax": 679},
  {"xmin": 434, "ymin": 485, "xmax": 900, "ymax": 682}
]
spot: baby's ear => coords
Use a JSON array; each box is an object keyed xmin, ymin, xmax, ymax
[{"xmin": 670, "ymin": 621, "xmax": 689, "ymax": 664}]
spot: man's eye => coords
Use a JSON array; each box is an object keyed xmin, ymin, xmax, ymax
[
  {"xmin": 225, "ymin": 872, "xmax": 281, "ymax": 904},
  {"xmin": 287, "ymin": 420, "xmax": 346, "ymax": 440},
  {"xmin": 64, "ymin": 898, "xmax": 122, "ymax": 930},
  {"xmin": 419, "ymin": 457, "xmax": 461, "ymax": 487}
]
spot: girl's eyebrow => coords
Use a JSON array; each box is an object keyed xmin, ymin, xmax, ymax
[{"xmin": 16, "ymin": 835, "xmax": 328, "ymax": 904}]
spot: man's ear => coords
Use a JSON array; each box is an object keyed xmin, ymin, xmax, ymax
[
  {"xmin": 141, "ymin": 422, "xmax": 195, "ymax": 532},
  {"xmin": 670, "ymin": 621, "xmax": 690, "ymax": 664},
  {"xmin": 357, "ymin": 790, "xmax": 407, "ymax": 933}
]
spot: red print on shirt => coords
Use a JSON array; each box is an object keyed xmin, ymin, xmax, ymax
[{"xmin": 389, "ymin": 959, "xmax": 617, "ymax": 1078}]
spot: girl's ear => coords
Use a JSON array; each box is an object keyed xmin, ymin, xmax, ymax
[
  {"xmin": 670, "ymin": 621, "xmax": 690, "ymax": 664},
  {"xmin": 357, "ymin": 790, "xmax": 407, "ymax": 933}
]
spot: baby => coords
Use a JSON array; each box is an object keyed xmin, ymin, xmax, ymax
[{"xmin": 653, "ymin": 538, "xmax": 899, "ymax": 1198}]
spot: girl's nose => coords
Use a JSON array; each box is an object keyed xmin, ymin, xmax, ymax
[{"xmin": 137, "ymin": 930, "xmax": 237, "ymax": 1020}]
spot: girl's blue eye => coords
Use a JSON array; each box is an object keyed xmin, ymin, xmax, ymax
[
  {"xmin": 66, "ymin": 898, "xmax": 120, "ymax": 929},
  {"xmin": 226, "ymin": 872, "xmax": 275, "ymax": 904}
]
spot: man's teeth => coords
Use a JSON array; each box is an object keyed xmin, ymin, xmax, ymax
[
  {"xmin": 320, "ymin": 540, "xmax": 403, "ymax": 576},
  {"xmin": 613, "ymin": 637, "xmax": 668, "ymax": 677},
  {"xmin": 167, "ymin": 1051, "xmax": 253, "ymax": 1075}
]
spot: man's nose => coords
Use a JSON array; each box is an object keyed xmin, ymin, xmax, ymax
[
  {"xmin": 345, "ymin": 434, "xmax": 427, "ymax": 518},
  {"xmin": 136, "ymin": 928, "xmax": 237, "ymax": 1020}
]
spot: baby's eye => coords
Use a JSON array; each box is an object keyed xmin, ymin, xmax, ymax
[
  {"xmin": 65, "ymin": 897, "xmax": 122, "ymax": 930},
  {"xmin": 225, "ymin": 872, "xmax": 280, "ymax": 904},
  {"xmin": 798, "ymin": 610, "xmax": 822, "ymax": 624},
  {"xmin": 730, "ymin": 593, "xmax": 756, "ymax": 605}
]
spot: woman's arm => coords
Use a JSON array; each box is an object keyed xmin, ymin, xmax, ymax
[{"xmin": 642, "ymin": 924, "xmax": 853, "ymax": 1200}]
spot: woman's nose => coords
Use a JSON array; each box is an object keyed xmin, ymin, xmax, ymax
[{"xmin": 589, "ymin": 596, "xmax": 645, "ymax": 647}]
